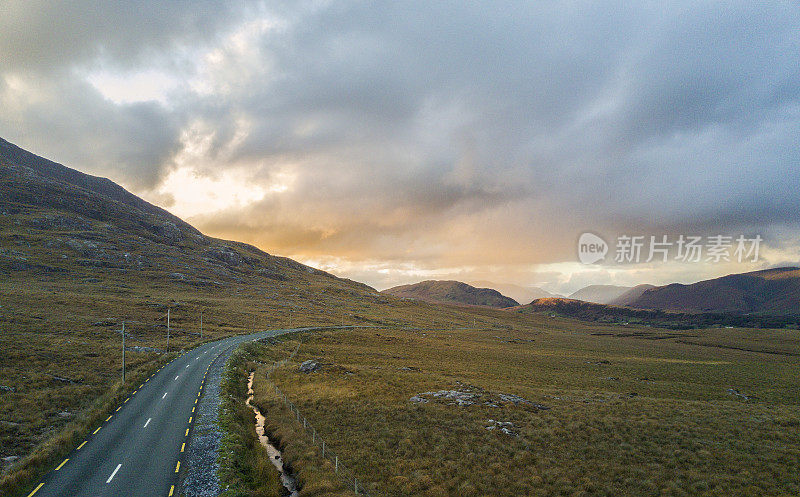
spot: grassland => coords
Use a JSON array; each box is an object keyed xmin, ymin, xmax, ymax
[
  {"xmin": 3, "ymin": 150, "xmax": 799, "ymax": 496},
  {"xmin": 244, "ymin": 313, "xmax": 800, "ymax": 497},
  {"xmin": 0, "ymin": 260, "xmax": 515, "ymax": 495}
]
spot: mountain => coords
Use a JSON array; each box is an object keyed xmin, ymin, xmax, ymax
[
  {"xmin": 469, "ymin": 280, "xmax": 561, "ymax": 305},
  {"xmin": 626, "ymin": 267, "xmax": 800, "ymax": 314},
  {"xmin": 0, "ymin": 136, "xmax": 372, "ymax": 292},
  {"xmin": 514, "ymin": 297, "xmax": 799, "ymax": 329},
  {"xmin": 608, "ymin": 284, "xmax": 656, "ymax": 306},
  {"xmin": 382, "ymin": 280, "xmax": 519, "ymax": 308},
  {"xmin": 568, "ymin": 285, "xmax": 632, "ymax": 304}
]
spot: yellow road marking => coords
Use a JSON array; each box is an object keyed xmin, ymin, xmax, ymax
[
  {"xmin": 116, "ymin": 407, "xmax": 121, "ymax": 412},
  {"xmin": 124, "ymin": 398, "xmax": 129, "ymax": 404},
  {"xmin": 77, "ymin": 441, "xmax": 87, "ymax": 450},
  {"xmin": 132, "ymin": 390, "xmax": 137, "ymax": 394},
  {"xmin": 181, "ymin": 443, "xmax": 185, "ymax": 452},
  {"xmin": 185, "ymin": 428, "xmax": 189, "ymax": 436},
  {"xmin": 106, "ymin": 415, "xmax": 112, "ymax": 422},
  {"xmin": 192, "ymin": 406, "xmax": 195, "ymax": 413},
  {"xmin": 189, "ymin": 416, "xmax": 193, "ymax": 423},
  {"xmin": 27, "ymin": 482, "xmax": 44, "ymax": 496},
  {"xmin": 169, "ymin": 485, "xmax": 175, "ymax": 496},
  {"xmin": 93, "ymin": 427, "xmax": 101, "ymax": 435},
  {"xmin": 194, "ymin": 399, "xmax": 198, "ymax": 404},
  {"xmin": 175, "ymin": 461, "xmax": 180, "ymax": 473},
  {"xmin": 55, "ymin": 458, "xmax": 68, "ymax": 471}
]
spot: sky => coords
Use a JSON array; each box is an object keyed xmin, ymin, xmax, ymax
[{"xmin": 1, "ymin": 1, "xmax": 799, "ymax": 295}]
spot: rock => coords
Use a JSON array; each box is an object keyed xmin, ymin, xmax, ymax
[
  {"xmin": 727, "ymin": 388, "xmax": 754, "ymax": 401},
  {"xmin": 299, "ymin": 360, "xmax": 321, "ymax": 373},
  {"xmin": 57, "ymin": 411, "xmax": 72, "ymax": 418},
  {"xmin": 2, "ymin": 455, "xmax": 19, "ymax": 464},
  {"xmin": 0, "ymin": 385, "xmax": 15, "ymax": 393},
  {"xmin": 486, "ymin": 420, "xmax": 516, "ymax": 436},
  {"xmin": 206, "ymin": 246, "xmax": 243, "ymax": 266},
  {"xmin": 412, "ymin": 390, "xmax": 476, "ymax": 406},
  {"xmin": 49, "ymin": 375, "xmax": 79, "ymax": 384}
]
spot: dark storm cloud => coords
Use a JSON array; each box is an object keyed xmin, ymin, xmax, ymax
[
  {"xmin": 0, "ymin": 1, "xmax": 249, "ymax": 187},
  {"xmin": 1, "ymin": 1, "xmax": 799, "ymax": 272},
  {"xmin": 0, "ymin": 1, "xmax": 248, "ymax": 73}
]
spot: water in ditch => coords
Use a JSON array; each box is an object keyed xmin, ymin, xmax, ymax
[{"xmin": 246, "ymin": 372, "xmax": 299, "ymax": 496}]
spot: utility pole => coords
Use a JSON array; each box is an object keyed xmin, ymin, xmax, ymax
[
  {"xmin": 122, "ymin": 321, "xmax": 126, "ymax": 383},
  {"xmin": 166, "ymin": 307, "xmax": 170, "ymax": 353}
]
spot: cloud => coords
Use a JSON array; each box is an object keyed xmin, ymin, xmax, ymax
[{"xmin": 1, "ymin": 1, "xmax": 799, "ymax": 290}]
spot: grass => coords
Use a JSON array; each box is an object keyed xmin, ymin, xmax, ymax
[
  {"xmin": 218, "ymin": 343, "xmax": 285, "ymax": 497},
  {"xmin": 251, "ymin": 319, "xmax": 800, "ymax": 496},
  {"xmin": 218, "ymin": 339, "xmax": 358, "ymax": 497}
]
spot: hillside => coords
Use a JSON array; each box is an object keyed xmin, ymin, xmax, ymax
[
  {"xmin": 0, "ymin": 137, "xmax": 370, "ymax": 292},
  {"xmin": 382, "ymin": 280, "xmax": 519, "ymax": 308},
  {"xmin": 469, "ymin": 280, "xmax": 561, "ymax": 304},
  {"xmin": 568, "ymin": 284, "xmax": 631, "ymax": 304},
  {"xmin": 627, "ymin": 267, "xmax": 800, "ymax": 314},
  {"xmin": 515, "ymin": 297, "xmax": 799, "ymax": 329},
  {"xmin": 608, "ymin": 284, "xmax": 656, "ymax": 306}
]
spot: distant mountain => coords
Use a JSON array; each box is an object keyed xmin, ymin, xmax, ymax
[
  {"xmin": 382, "ymin": 280, "xmax": 519, "ymax": 308},
  {"xmin": 568, "ymin": 285, "xmax": 632, "ymax": 304},
  {"xmin": 608, "ymin": 284, "xmax": 656, "ymax": 306},
  {"xmin": 469, "ymin": 281, "xmax": 561, "ymax": 305},
  {"xmin": 627, "ymin": 267, "xmax": 800, "ymax": 314},
  {"xmin": 513, "ymin": 297, "xmax": 799, "ymax": 329}
]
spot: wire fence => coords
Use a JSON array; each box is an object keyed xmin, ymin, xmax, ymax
[{"xmin": 264, "ymin": 340, "xmax": 378, "ymax": 496}]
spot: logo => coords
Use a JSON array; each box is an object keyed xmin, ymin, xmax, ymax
[{"xmin": 578, "ymin": 232, "xmax": 608, "ymax": 264}]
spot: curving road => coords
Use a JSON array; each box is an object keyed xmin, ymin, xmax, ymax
[{"xmin": 26, "ymin": 328, "xmax": 296, "ymax": 497}]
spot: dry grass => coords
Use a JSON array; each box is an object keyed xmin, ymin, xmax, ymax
[
  {"xmin": 0, "ymin": 259, "xmax": 521, "ymax": 495},
  {"xmin": 254, "ymin": 320, "xmax": 800, "ymax": 497}
]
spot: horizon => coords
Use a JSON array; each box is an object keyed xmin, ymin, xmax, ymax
[{"xmin": 2, "ymin": 2, "xmax": 798, "ymax": 295}]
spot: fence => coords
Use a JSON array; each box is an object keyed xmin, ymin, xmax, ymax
[{"xmin": 264, "ymin": 340, "xmax": 377, "ymax": 496}]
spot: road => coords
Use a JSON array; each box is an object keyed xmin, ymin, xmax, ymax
[{"xmin": 27, "ymin": 328, "xmax": 295, "ymax": 497}]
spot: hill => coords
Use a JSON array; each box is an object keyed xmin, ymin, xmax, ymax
[
  {"xmin": 627, "ymin": 267, "xmax": 800, "ymax": 313},
  {"xmin": 515, "ymin": 297, "xmax": 799, "ymax": 329},
  {"xmin": 568, "ymin": 284, "xmax": 631, "ymax": 304},
  {"xmin": 0, "ymin": 136, "xmax": 369, "ymax": 291},
  {"xmin": 469, "ymin": 280, "xmax": 561, "ymax": 304},
  {"xmin": 607, "ymin": 284, "xmax": 656, "ymax": 306},
  {"xmin": 382, "ymin": 280, "xmax": 519, "ymax": 308}
]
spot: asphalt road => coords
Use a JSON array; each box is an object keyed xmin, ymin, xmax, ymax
[{"xmin": 27, "ymin": 328, "xmax": 295, "ymax": 497}]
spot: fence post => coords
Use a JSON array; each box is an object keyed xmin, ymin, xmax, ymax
[
  {"xmin": 335, "ymin": 456, "xmax": 338, "ymax": 473},
  {"xmin": 322, "ymin": 441, "xmax": 325, "ymax": 457}
]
